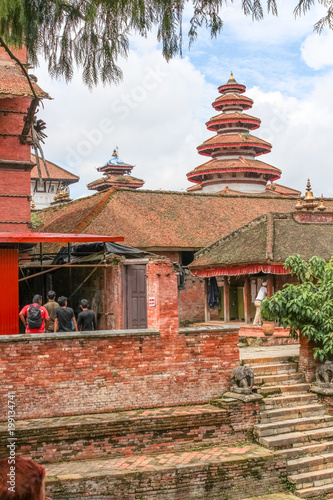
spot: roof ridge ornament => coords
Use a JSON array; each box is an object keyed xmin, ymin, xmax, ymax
[{"xmin": 294, "ymin": 179, "xmax": 325, "ymax": 211}]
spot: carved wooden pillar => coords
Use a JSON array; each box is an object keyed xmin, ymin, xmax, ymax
[
  {"xmin": 267, "ymin": 274, "xmax": 274, "ymax": 298},
  {"xmin": 204, "ymin": 278, "xmax": 210, "ymax": 322},
  {"xmin": 244, "ymin": 276, "xmax": 251, "ymax": 325},
  {"xmin": 223, "ymin": 278, "xmax": 230, "ymax": 323}
]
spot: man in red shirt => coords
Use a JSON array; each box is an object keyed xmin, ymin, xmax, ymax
[{"xmin": 19, "ymin": 295, "xmax": 49, "ymax": 334}]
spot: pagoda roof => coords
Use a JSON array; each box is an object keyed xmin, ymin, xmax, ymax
[
  {"xmin": 33, "ymin": 187, "xmax": 333, "ymax": 251},
  {"xmin": 213, "ymin": 93, "xmax": 253, "ymax": 111},
  {"xmin": 206, "ymin": 112, "xmax": 260, "ymax": 131},
  {"xmin": 187, "ymin": 158, "xmax": 281, "ymax": 182},
  {"xmin": 217, "ymin": 73, "xmax": 246, "ymax": 94},
  {"xmin": 0, "ymin": 53, "xmax": 50, "ymax": 100},
  {"xmin": 197, "ymin": 133, "xmax": 272, "ymax": 156},
  {"xmin": 30, "ymin": 155, "xmax": 79, "ymax": 183},
  {"xmin": 87, "ymin": 174, "xmax": 144, "ymax": 189},
  {"xmin": 266, "ymin": 183, "xmax": 301, "ymax": 197},
  {"xmin": 190, "ymin": 212, "xmax": 333, "ymax": 274}
]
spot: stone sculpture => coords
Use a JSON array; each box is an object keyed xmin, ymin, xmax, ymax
[
  {"xmin": 316, "ymin": 360, "xmax": 333, "ymax": 385},
  {"xmin": 230, "ymin": 364, "xmax": 254, "ymax": 395}
]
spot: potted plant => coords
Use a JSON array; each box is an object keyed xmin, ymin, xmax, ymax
[{"xmin": 261, "ymin": 298, "xmax": 275, "ymax": 336}]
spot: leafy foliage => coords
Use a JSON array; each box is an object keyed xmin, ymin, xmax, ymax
[
  {"xmin": 261, "ymin": 254, "xmax": 333, "ymax": 361},
  {"xmin": 0, "ymin": 0, "xmax": 332, "ymax": 87}
]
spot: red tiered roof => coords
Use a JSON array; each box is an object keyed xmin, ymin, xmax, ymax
[
  {"xmin": 186, "ymin": 73, "xmax": 281, "ymax": 192},
  {"xmin": 213, "ymin": 93, "xmax": 253, "ymax": 111},
  {"xmin": 187, "ymin": 158, "xmax": 281, "ymax": 183},
  {"xmin": 197, "ymin": 133, "xmax": 272, "ymax": 157},
  {"xmin": 206, "ymin": 112, "xmax": 260, "ymax": 131}
]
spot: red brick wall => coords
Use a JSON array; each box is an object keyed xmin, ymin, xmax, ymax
[
  {"xmin": 299, "ymin": 334, "xmax": 318, "ymax": 382},
  {"xmin": 45, "ymin": 452, "xmax": 287, "ymax": 500},
  {"xmin": 0, "ymin": 95, "xmax": 33, "ymax": 231},
  {"xmin": 0, "ymin": 401, "xmax": 259, "ymax": 464},
  {"xmin": 0, "ymin": 326, "xmax": 239, "ymax": 421},
  {"xmin": 147, "ymin": 259, "xmax": 179, "ymax": 334}
]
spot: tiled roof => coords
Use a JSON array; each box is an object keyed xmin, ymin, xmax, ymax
[
  {"xmin": 206, "ymin": 112, "xmax": 260, "ymax": 130},
  {"xmin": 35, "ymin": 188, "xmax": 333, "ymax": 250},
  {"xmin": 0, "ymin": 58, "xmax": 50, "ymax": 99},
  {"xmin": 266, "ymin": 183, "xmax": 301, "ymax": 197},
  {"xmin": 213, "ymin": 93, "xmax": 253, "ymax": 109},
  {"xmin": 30, "ymin": 155, "xmax": 79, "ymax": 183},
  {"xmin": 187, "ymin": 158, "xmax": 281, "ymax": 176},
  {"xmin": 199, "ymin": 133, "xmax": 271, "ymax": 149},
  {"xmin": 87, "ymin": 174, "xmax": 144, "ymax": 188},
  {"xmin": 191, "ymin": 212, "xmax": 333, "ymax": 269}
]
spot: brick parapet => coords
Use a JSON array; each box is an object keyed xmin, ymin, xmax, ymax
[{"xmin": 0, "ymin": 325, "xmax": 239, "ymax": 421}]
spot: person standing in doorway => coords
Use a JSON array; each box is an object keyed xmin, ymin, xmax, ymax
[
  {"xmin": 19, "ymin": 295, "xmax": 49, "ymax": 334},
  {"xmin": 253, "ymin": 281, "xmax": 267, "ymax": 326},
  {"xmin": 77, "ymin": 299, "xmax": 97, "ymax": 331},
  {"xmin": 54, "ymin": 296, "xmax": 78, "ymax": 332},
  {"xmin": 43, "ymin": 290, "xmax": 59, "ymax": 333}
]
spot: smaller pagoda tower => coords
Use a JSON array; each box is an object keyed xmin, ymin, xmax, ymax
[
  {"xmin": 88, "ymin": 149, "xmax": 144, "ymax": 192},
  {"xmin": 186, "ymin": 73, "xmax": 281, "ymax": 194}
]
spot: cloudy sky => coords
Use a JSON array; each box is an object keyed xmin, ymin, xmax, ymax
[{"xmin": 34, "ymin": 1, "xmax": 333, "ymax": 200}]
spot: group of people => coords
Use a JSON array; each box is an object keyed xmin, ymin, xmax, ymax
[{"xmin": 19, "ymin": 291, "xmax": 96, "ymax": 334}]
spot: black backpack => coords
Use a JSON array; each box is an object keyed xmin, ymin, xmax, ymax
[{"xmin": 27, "ymin": 304, "xmax": 42, "ymax": 329}]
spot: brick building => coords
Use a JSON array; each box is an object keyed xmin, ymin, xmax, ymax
[{"xmin": 33, "ymin": 74, "xmax": 333, "ymax": 326}]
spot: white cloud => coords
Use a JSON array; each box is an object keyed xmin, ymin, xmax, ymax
[
  {"xmin": 301, "ymin": 31, "xmax": 333, "ymax": 70},
  {"xmin": 34, "ymin": 40, "xmax": 215, "ymax": 198}
]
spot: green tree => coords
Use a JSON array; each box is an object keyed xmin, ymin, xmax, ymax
[
  {"xmin": 0, "ymin": 0, "xmax": 332, "ymax": 87},
  {"xmin": 261, "ymin": 254, "xmax": 333, "ymax": 361}
]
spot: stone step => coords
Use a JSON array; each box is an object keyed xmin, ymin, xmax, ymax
[
  {"xmin": 254, "ymin": 415, "xmax": 333, "ymax": 438},
  {"xmin": 242, "ymin": 356, "xmax": 298, "ymax": 366},
  {"xmin": 289, "ymin": 467, "xmax": 333, "ymax": 490},
  {"xmin": 43, "ymin": 443, "xmax": 286, "ymax": 500},
  {"xmin": 252, "ymin": 362, "xmax": 298, "ymax": 376},
  {"xmin": 296, "ymin": 482, "xmax": 333, "ymax": 498},
  {"xmin": 278, "ymin": 441, "xmax": 333, "ymax": 460},
  {"xmin": 0, "ymin": 403, "xmax": 245, "ymax": 464},
  {"xmin": 259, "ymin": 426, "xmax": 333, "ymax": 450},
  {"xmin": 288, "ymin": 453, "xmax": 333, "ymax": 474},
  {"xmin": 260, "ymin": 404, "xmax": 326, "ymax": 423},
  {"xmin": 263, "ymin": 393, "xmax": 317, "ymax": 410},
  {"xmin": 255, "ymin": 372, "xmax": 305, "ymax": 386},
  {"xmin": 257, "ymin": 383, "xmax": 310, "ymax": 396}
]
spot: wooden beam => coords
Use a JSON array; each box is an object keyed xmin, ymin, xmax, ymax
[
  {"xmin": 204, "ymin": 278, "xmax": 210, "ymax": 322},
  {"xmin": 223, "ymin": 278, "xmax": 230, "ymax": 323},
  {"xmin": 244, "ymin": 276, "xmax": 251, "ymax": 325}
]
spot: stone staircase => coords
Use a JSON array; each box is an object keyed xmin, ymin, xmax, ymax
[{"xmin": 246, "ymin": 355, "xmax": 333, "ymax": 499}]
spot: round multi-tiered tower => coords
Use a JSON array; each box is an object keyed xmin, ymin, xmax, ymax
[{"xmin": 187, "ymin": 73, "xmax": 281, "ymax": 193}]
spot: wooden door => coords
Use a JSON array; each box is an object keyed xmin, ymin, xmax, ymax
[{"xmin": 124, "ymin": 264, "xmax": 147, "ymax": 329}]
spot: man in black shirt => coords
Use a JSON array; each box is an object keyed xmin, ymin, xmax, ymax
[
  {"xmin": 54, "ymin": 296, "xmax": 78, "ymax": 332},
  {"xmin": 77, "ymin": 299, "xmax": 97, "ymax": 331}
]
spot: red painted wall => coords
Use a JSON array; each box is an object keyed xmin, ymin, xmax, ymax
[{"xmin": 0, "ymin": 249, "xmax": 19, "ymax": 334}]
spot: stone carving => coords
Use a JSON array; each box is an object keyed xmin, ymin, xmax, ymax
[
  {"xmin": 311, "ymin": 360, "xmax": 333, "ymax": 396},
  {"xmin": 316, "ymin": 360, "xmax": 333, "ymax": 385},
  {"xmin": 230, "ymin": 364, "xmax": 254, "ymax": 395}
]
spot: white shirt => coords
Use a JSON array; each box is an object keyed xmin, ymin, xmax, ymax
[{"xmin": 256, "ymin": 286, "xmax": 267, "ymax": 301}]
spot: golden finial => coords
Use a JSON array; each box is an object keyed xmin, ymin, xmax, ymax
[
  {"xmin": 227, "ymin": 72, "xmax": 237, "ymax": 84},
  {"xmin": 318, "ymin": 194, "xmax": 326, "ymax": 212},
  {"xmin": 112, "ymin": 147, "xmax": 118, "ymax": 157}
]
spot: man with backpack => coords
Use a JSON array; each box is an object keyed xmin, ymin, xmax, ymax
[{"xmin": 19, "ymin": 295, "xmax": 49, "ymax": 334}]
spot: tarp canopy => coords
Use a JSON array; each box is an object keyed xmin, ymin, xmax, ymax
[{"xmin": 52, "ymin": 241, "xmax": 147, "ymax": 265}]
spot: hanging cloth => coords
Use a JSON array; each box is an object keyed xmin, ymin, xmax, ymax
[{"xmin": 208, "ymin": 277, "xmax": 220, "ymax": 309}]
